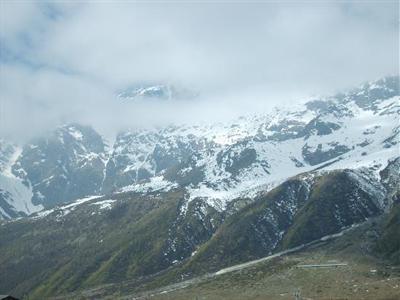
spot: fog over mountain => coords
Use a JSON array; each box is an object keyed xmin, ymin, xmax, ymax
[
  {"xmin": 1, "ymin": 2, "xmax": 400, "ymax": 299},
  {"xmin": 0, "ymin": 1, "xmax": 398, "ymax": 141}
]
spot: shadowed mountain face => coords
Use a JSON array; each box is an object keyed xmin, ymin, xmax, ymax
[{"xmin": 181, "ymin": 167, "xmax": 389, "ymax": 274}]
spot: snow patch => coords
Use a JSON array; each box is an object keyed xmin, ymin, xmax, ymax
[
  {"xmin": 120, "ymin": 176, "xmax": 177, "ymax": 193},
  {"xmin": 90, "ymin": 199, "xmax": 116, "ymax": 210}
]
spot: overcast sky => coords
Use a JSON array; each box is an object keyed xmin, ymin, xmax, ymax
[{"xmin": 0, "ymin": 1, "xmax": 398, "ymax": 141}]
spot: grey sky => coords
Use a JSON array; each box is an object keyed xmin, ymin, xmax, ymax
[{"xmin": 0, "ymin": 1, "xmax": 398, "ymax": 141}]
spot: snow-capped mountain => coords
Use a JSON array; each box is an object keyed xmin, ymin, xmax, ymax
[
  {"xmin": 105, "ymin": 76, "xmax": 399, "ymax": 210},
  {"xmin": 0, "ymin": 76, "xmax": 398, "ymax": 219},
  {"xmin": 0, "ymin": 140, "xmax": 42, "ymax": 218},
  {"xmin": 117, "ymin": 83, "xmax": 197, "ymax": 101},
  {"xmin": 0, "ymin": 124, "xmax": 107, "ymax": 218},
  {"xmin": 0, "ymin": 76, "xmax": 399, "ymax": 299}
]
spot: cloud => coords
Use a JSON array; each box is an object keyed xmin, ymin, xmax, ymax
[{"xmin": 0, "ymin": 1, "xmax": 398, "ymax": 141}]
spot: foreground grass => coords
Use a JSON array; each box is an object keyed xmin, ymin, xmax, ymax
[
  {"xmin": 143, "ymin": 248, "xmax": 400, "ymax": 300},
  {"xmin": 120, "ymin": 220, "xmax": 400, "ymax": 300}
]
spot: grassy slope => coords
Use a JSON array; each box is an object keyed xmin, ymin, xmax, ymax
[
  {"xmin": 0, "ymin": 191, "xmax": 185, "ymax": 298},
  {"xmin": 131, "ymin": 218, "xmax": 400, "ymax": 300},
  {"xmin": 179, "ymin": 178, "xmax": 308, "ymax": 275},
  {"xmin": 0, "ymin": 170, "xmax": 395, "ymax": 299},
  {"xmin": 57, "ymin": 218, "xmax": 400, "ymax": 300},
  {"xmin": 376, "ymin": 202, "xmax": 400, "ymax": 264},
  {"xmin": 178, "ymin": 171, "xmax": 382, "ymax": 276},
  {"xmin": 281, "ymin": 171, "xmax": 381, "ymax": 248}
]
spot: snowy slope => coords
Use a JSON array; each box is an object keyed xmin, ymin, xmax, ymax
[
  {"xmin": 117, "ymin": 83, "xmax": 197, "ymax": 101},
  {"xmin": 107, "ymin": 76, "xmax": 399, "ymax": 212},
  {"xmin": 0, "ymin": 124, "xmax": 107, "ymax": 219},
  {"xmin": 0, "ymin": 76, "xmax": 398, "ymax": 219},
  {"xmin": 0, "ymin": 141, "xmax": 43, "ymax": 219}
]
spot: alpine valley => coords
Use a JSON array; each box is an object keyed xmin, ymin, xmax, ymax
[{"xmin": 0, "ymin": 76, "xmax": 399, "ymax": 299}]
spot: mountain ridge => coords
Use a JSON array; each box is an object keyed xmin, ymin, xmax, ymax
[
  {"xmin": 0, "ymin": 158, "xmax": 398, "ymax": 298},
  {"xmin": 0, "ymin": 75, "xmax": 398, "ymax": 219}
]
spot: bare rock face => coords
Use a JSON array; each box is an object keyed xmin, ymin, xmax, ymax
[{"xmin": 10, "ymin": 124, "xmax": 107, "ymax": 209}]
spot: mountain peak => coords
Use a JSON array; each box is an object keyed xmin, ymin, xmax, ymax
[{"xmin": 117, "ymin": 83, "xmax": 197, "ymax": 101}]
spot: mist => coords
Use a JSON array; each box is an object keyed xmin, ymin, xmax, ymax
[{"xmin": 0, "ymin": 1, "xmax": 398, "ymax": 142}]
